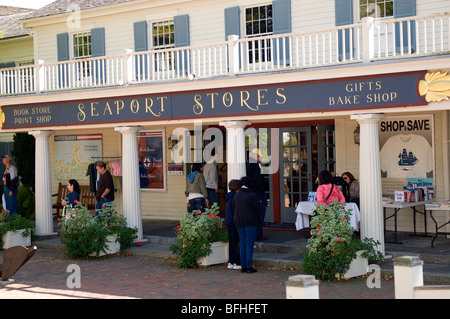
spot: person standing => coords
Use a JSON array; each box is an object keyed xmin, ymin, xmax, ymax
[
  {"xmin": 316, "ymin": 170, "xmax": 346, "ymax": 205},
  {"xmin": 232, "ymin": 176, "xmax": 262, "ymax": 274},
  {"xmin": 246, "ymin": 148, "xmax": 267, "ymax": 240},
  {"xmin": 2, "ymin": 154, "xmax": 18, "ymax": 215},
  {"xmin": 185, "ymin": 163, "xmax": 209, "ymax": 213},
  {"xmin": 203, "ymin": 151, "xmax": 219, "ymax": 207},
  {"xmin": 225, "ymin": 179, "xmax": 242, "ymax": 270},
  {"xmin": 95, "ymin": 161, "xmax": 115, "ymax": 212}
]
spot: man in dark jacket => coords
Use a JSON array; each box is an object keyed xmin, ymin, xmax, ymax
[
  {"xmin": 232, "ymin": 177, "xmax": 262, "ymax": 273},
  {"xmin": 95, "ymin": 161, "xmax": 115, "ymax": 212}
]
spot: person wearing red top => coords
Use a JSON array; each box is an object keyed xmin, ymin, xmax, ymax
[{"xmin": 316, "ymin": 170, "xmax": 346, "ymax": 205}]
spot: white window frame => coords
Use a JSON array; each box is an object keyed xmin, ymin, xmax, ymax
[
  {"xmin": 150, "ymin": 19, "xmax": 175, "ymax": 72},
  {"xmin": 71, "ymin": 31, "xmax": 92, "ymax": 81},
  {"xmin": 243, "ymin": 3, "xmax": 273, "ymax": 65}
]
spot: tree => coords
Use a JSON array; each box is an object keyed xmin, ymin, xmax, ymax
[{"xmin": 12, "ymin": 133, "xmax": 35, "ymax": 190}]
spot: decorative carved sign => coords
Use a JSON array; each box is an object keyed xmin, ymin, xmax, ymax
[{"xmin": 419, "ymin": 71, "xmax": 450, "ymax": 102}]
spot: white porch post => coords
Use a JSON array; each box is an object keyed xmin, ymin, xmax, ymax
[
  {"xmin": 115, "ymin": 126, "xmax": 143, "ymax": 241},
  {"xmin": 351, "ymin": 113, "xmax": 386, "ymax": 255},
  {"xmin": 219, "ymin": 121, "xmax": 249, "ymax": 184},
  {"xmin": 29, "ymin": 130, "xmax": 55, "ymax": 236}
]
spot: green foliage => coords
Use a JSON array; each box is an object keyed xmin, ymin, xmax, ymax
[
  {"xmin": 17, "ymin": 185, "xmax": 35, "ymax": 219},
  {"xmin": 12, "ymin": 133, "xmax": 35, "ymax": 190},
  {"xmin": 302, "ymin": 200, "xmax": 382, "ymax": 281},
  {"xmin": 0, "ymin": 208, "xmax": 35, "ymax": 249},
  {"xmin": 170, "ymin": 204, "xmax": 228, "ymax": 268},
  {"xmin": 58, "ymin": 202, "xmax": 137, "ymax": 258}
]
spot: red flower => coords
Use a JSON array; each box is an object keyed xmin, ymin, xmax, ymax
[
  {"xmin": 317, "ymin": 227, "xmax": 322, "ymax": 230},
  {"xmin": 213, "ymin": 215, "xmax": 218, "ymax": 219},
  {"xmin": 105, "ymin": 226, "xmax": 109, "ymax": 229},
  {"xmin": 74, "ymin": 200, "xmax": 78, "ymax": 204},
  {"xmin": 57, "ymin": 218, "xmax": 61, "ymax": 221},
  {"xmin": 207, "ymin": 214, "xmax": 212, "ymax": 217},
  {"xmin": 338, "ymin": 239, "xmax": 343, "ymax": 242},
  {"xmin": 137, "ymin": 242, "xmax": 142, "ymax": 246},
  {"xmin": 74, "ymin": 220, "xmax": 77, "ymax": 223},
  {"xmin": 342, "ymin": 217, "xmax": 346, "ymax": 220},
  {"xmin": 1, "ymin": 209, "xmax": 5, "ymax": 212}
]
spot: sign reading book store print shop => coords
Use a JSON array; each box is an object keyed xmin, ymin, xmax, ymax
[
  {"xmin": 138, "ymin": 130, "xmax": 165, "ymax": 190},
  {"xmin": 1, "ymin": 72, "xmax": 426, "ymax": 130},
  {"xmin": 379, "ymin": 115, "xmax": 434, "ymax": 196}
]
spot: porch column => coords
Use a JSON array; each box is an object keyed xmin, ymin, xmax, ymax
[
  {"xmin": 115, "ymin": 126, "xmax": 143, "ymax": 241},
  {"xmin": 351, "ymin": 113, "xmax": 386, "ymax": 255},
  {"xmin": 29, "ymin": 130, "xmax": 55, "ymax": 236},
  {"xmin": 219, "ymin": 120, "xmax": 249, "ymax": 184}
]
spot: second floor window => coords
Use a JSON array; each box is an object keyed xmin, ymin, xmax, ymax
[
  {"xmin": 359, "ymin": 0, "xmax": 393, "ymax": 19},
  {"xmin": 152, "ymin": 19, "xmax": 174, "ymax": 49},
  {"xmin": 73, "ymin": 32, "xmax": 92, "ymax": 59},
  {"xmin": 245, "ymin": 4, "xmax": 273, "ymax": 64}
]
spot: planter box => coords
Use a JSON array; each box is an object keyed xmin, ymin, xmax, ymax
[
  {"xmin": 2, "ymin": 229, "xmax": 31, "ymax": 249},
  {"xmin": 90, "ymin": 235, "xmax": 120, "ymax": 257},
  {"xmin": 198, "ymin": 242, "xmax": 228, "ymax": 266},
  {"xmin": 340, "ymin": 250, "xmax": 369, "ymax": 279}
]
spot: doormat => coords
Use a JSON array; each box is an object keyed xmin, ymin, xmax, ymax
[{"xmin": 262, "ymin": 222, "xmax": 297, "ymax": 231}]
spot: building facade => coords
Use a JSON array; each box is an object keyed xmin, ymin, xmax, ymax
[{"xmin": 1, "ymin": 0, "xmax": 450, "ymax": 254}]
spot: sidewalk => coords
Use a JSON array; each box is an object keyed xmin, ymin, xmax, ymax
[{"xmin": 1, "ymin": 219, "xmax": 449, "ymax": 299}]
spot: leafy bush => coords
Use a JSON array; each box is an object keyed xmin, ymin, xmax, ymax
[
  {"xmin": 0, "ymin": 208, "xmax": 35, "ymax": 249},
  {"xmin": 170, "ymin": 204, "xmax": 228, "ymax": 268},
  {"xmin": 302, "ymin": 200, "xmax": 382, "ymax": 281},
  {"xmin": 58, "ymin": 201, "xmax": 137, "ymax": 258}
]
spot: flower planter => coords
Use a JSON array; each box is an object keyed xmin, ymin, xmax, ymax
[
  {"xmin": 90, "ymin": 235, "xmax": 120, "ymax": 257},
  {"xmin": 2, "ymin": 229, "xmax": 31, "ymax": 249},
  {"xmin": 198, "ymin": 241, "xmax": 229, "ymax": 266},
  {"xmin": 339, "ymin": 250, "xmax": 369, "ymax": 279}
]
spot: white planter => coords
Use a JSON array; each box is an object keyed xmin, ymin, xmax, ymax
[
  {"xmin": 198, "ymin": 241, "xmax": 229, "ymax": 266},
  {"xmin": 339, "ymin": 250, "xmax": 369, "ymax": 279},
  {"xmin": 90, "ymin": 235, "xmax": 120, "ymax": 257},
  {"xmin": 2, "ymin": 229, "xmax": 31, "ymax": 249}
]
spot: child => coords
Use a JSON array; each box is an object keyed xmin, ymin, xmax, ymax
[{"xmin": 225, "ymin": 179, "xmax": 242, "ymax": 270}]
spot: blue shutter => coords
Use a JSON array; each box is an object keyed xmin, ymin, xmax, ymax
[
  {"xmin": 225, "ymin": 6, "xmax": 240, "ymax": 40},
  {"xmin": 174, "ymin": 15, "xmax": 190, "ymax": 75},
  {"xmin": 57, "ymin": 33, "xmax": 69, "ymax": 87},
  {"xmin": 273, "ymin": 0, "xmax": 291, "ymax": 65},
  {"xmin": 133, "ymin": 21, "xmax": 148, "ymax": 79},
  {"xmin": 91, "ymin": 28, "xmax": 105, "ymax": 84},
  {"xmin": 394, "ymin": 0, "xmax": 416, "ymax": 53},
  {"xmin": 134, "ymin": 21, "xmax": 148, "ymax": 52},
  {"xmin": 335, "ymin": 0, "xmax": 353, "ymax": 60}
]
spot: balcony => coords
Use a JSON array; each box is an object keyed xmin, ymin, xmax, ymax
[{"xmin": 1, "ymin": 14, "xmax": 449, "ymax": 96}]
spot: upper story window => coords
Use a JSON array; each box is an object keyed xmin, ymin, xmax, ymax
[
  {"xmin": 152, "ymin": 19, "xmax": 174, "ymax": 49},
  {"xmin": 245, "ymin": 4, "xmax": 273, "ymax": 64},
  {"xmin": 73, "ymin": 31, "xmax": 92, "ymax": 59},
  {"xmin": 245, "ymin": 4, "xmax": 273, "ymax": 37},
  {"xmin": 359, "ymin": 0, "xmax": 393, "ymax": 19}
]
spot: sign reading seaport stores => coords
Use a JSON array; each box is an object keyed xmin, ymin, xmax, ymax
[{"xmin": 1, "ymin": 71, "xmax": 427, "ymax": 130}]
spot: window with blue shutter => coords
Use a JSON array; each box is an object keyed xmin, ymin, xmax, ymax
[
  {"xmin": 394, "ymin": 0, "xmax": 416, "ymax": 53},
  {"xmin": 57, "ymin": 32, "xmax": 69, "ymax": 86},
  {"xmin": 335, "ymin": 0, "xmax": 353, "ymax": 60},
  {"xmin": 91, "ymin": 27, "xmax": 105, "ymax": 83},
  {"xmin": 273, "ymin": 0, "xmax": 291, "ymax": 65},
  {"xmin": 134, "ymin": 21, "xmax": 148, "ymax": 79},
  {"xmin": 174, "ymin": 15, "xmax": 190, "ymax": 75}
]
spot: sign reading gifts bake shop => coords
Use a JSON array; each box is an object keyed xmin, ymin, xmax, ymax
[{"xmin": 0, "ymin": 71, "xmax": 427, "ymax": 129}]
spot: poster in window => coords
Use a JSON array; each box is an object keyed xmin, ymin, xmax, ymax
[
  {"xmin": 138, "ymin": 130, "xmax": 165, "ymax": 190},
  {"xmin": 379, "ymin": 115, "xmax": 434, "ymax": 180},
  {"xmin": 54, "ymin": 134, "xmax": 102, "ymax": 180}
]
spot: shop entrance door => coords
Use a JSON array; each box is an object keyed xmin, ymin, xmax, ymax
[{"xmin": 279, "ymin": 127, "xmax": 312, "ymax": 223}]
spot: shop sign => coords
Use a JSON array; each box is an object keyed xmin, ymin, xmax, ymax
[{"xmin": 1, "ymin": 71, "xmax": 426, "ymax": 129}]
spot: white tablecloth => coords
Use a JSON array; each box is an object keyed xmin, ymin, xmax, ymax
[{"xmin": 294, "ymin": 201, "xmax": 360, "ymax": 231}]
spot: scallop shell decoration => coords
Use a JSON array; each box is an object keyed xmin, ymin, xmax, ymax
[{"xmin": 419, "ymin": 71, "xmax": 450, "ymax": 102}]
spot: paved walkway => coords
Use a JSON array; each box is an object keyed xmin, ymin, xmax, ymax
[{"xmin": 1, "ymin": 219, "xmax": 449, "ymax": 300}]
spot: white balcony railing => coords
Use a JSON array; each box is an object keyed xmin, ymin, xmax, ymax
[{"xmin": 1, "ymin": 13, "xmax": 449, "ymax": 96}]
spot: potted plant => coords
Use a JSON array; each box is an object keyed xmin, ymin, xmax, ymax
[
  {"xmin": 58, "ymin": 201, "xmax": 138, "ymax": 258},
  {"xmin": 170, "ymin": 204, "xmax": 228, "ymax": 268},
  {"xmin": 0, "ymin": 209, "xmax": 34, "ymax": 249},
  {"xmin": 302, "ymin": 201, "xmax": 383, "ymax": 281}
]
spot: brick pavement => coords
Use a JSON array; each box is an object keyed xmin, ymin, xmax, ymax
[{"xmin": 0, "ymin": 247, "xmax": 395, "ymax": 300}]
